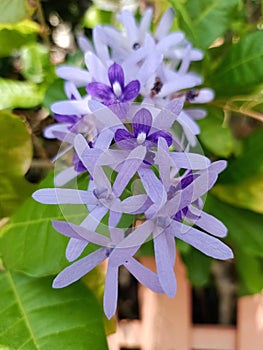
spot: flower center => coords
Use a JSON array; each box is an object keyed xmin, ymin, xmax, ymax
[
  {"xmin": 136, "ymin": 132, "xmax": 147, "ymax": 144},
  {"xmin": 112, "ymin": 81, "xmax": 122, "ymax": 98}
]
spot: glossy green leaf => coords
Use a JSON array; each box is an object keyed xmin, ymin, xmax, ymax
[
  {"xmin": 210, "ymin": 31, "xmax": 263, "ymax": 96},
  {"xmin": 0, "ymin": 111, "xmax": 35, "ymax": 217},
  {"xmin": 0, "ymin": 78, "xmax": 44, "ymax": 109},
  {"xmin": 182, "ymin": 247, "xmax": 212, "ymax": 287},
  {"xmin": 0, "ymin": 0, "xmax": 36, "ymax": 24},
  {"xmin": 0, "ymin": 20, "xmax": 39, "ymax": 56},
  {"xmin": 218, "ymin": 126, "xmax": 263, "ymax": 184},
  {"xmin": 213, "ymin": 172, "xmax": 263, "ymax": 213},
  {"xmin": 20, "ymin": 43, "xmax": 55, "ymax": 84},
  {"xmin": 83, "ymin": 6, "xmax": 113, "ymax": 28},
  {"xmin": 197, "ymin": 107, "xmax": 239, "ymax": 157},
  {"xmin": 0, "ymin": 172, "xmax": 88, "ymax": 276},
  {"xmin": 235, "ymin": 250, "xmax": 263, "ymax": 296},
  {"xmin": 43, "ymin": 79, "xmax": 67, "ymax": 112},
  {"xmin": 0, "ymin": 270, "xmax": 108, "ymax": 349},
  {"xmin": 205, "ymin": 194, "xmax": 263, "ymax": 258},
  {"xmin": 170, "ymin": 0, "xmax": 240, "ymax": 49}
]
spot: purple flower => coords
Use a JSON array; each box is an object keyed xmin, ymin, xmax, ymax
[
  {"xmin": 50, "ymin": 222, "xmax": 164, "ymax": 319},
  {"xmin": 114, "ymin": 107, "xmax": 172, "ymax": 150},
  {"xmin": 86, "ymin": 62, "xmax": 140, "ymax": 118},
  {"xmin": 109, "ymin": 153, "xmax": 233, "ymax": 297}
]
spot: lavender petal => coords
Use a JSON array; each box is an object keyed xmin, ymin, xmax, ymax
[
  {"xmin": 133, "ymin": 108, "xmax": 152, "ymax": 137},
  {"xmin": 121, "ymin": 80, "xmax": 140, "ymax": 102},
  {"xmin": 125, "ymin": 257, "xmax": 164, "ymax": 293},
  {"xmin": 52, "ymin": 248, "xmax": 106, "ymax": 288},
  {"xmin": 170, "ymin": 221, "xmax": 234, "ymax": 260},
  {"xmin": 33, "ymin": 188, "xmax": 96, "ymax": 205},
  {"xmin": 154, "ymin": 231, "xmax": 177, "ymax": 297},
  {"xmin": 104, "ymin": 263, "xmax": 119, "ymax": 319},
  {"xmin": 66, "ymin": 238, "xmax": 88, "ymax": 262}
]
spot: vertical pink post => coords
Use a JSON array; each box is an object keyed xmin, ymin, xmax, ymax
[
  {"xmin": 237, "ymin": 291, "xmax": 263, "ymax": 350},
  {"xmin": 139, "ymin": 253, "xmax": 192, "ymax": 350}
]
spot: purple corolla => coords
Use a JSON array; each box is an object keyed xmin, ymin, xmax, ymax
[
  {"xmin": 50, "ymin": 221, "xmax": 163, "ymax": 319},
  {"xmin": 114, "ymin": 107, "xmax": 172, "ymax": 150},
  {"xmin": 86, "ymin": 62, "xmax": 140, "ymax": 118}
]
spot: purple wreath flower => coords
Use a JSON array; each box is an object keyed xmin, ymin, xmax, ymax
[
  {"xmin": 109, "ymin": 150, "xmax": 233, "ymax": 297},
  {"xmin": 50, "ymin": 222, "xmax": 163, "ymax": 319},
  {"xmin": 114, "ymin": 107, "xmax": 172, "ymax": 150},
  {"xmin": 86, "ymin": 62, "xmax": 140, "ymax": 118}
]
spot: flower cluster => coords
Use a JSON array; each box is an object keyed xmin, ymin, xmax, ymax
[{"xmin": 33, "ymin": 8, "xmax": 233, "ymax": 319}]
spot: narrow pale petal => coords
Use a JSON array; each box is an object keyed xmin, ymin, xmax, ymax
[
  {"xmin": 52, "ymin": 220, "xmax": 111, "ymax": 246},
  {"xmin": 117, "ymin": 10, "xmax": 139, "ymax": 47},
  {"xmin": 170, "ymin": 152, "xmax": 210, "ymax": 169},
  {"xmin": 113, "ymin": 145, "xmax": 146, "ymax": 196},
  {"xmin": 154, "ymin": 231, "xmax": 177, "ymax": 297},
  {"xmin": 51, "ymin": 100, "xmax": 90, "ymax": 116},
  {"xmin": 56, "ymin": 66, "xmax": 91, "ymax": 86},
  {"xmin": 195, "ymin": 211, "xmax": 228, "ymax": 238},
  {"xmin": 156, "ymin": 138, "xmax": 171, "ymax": 188},
  {"xmin": 125, "ymin": 257, "xmax": 164, "ymax": 293},
  {"xmin": 156, "ymin": 32, "xmax": 185, "ymax": 52},
  {"xmin": 85, "ymin": 52, "xmax": 109, "ymax": 84},
  {"xmin": 138, "ymin": 8, "xmax": 153, "ymax": 38},
  {"xmin": 54, "ymin": 166, "xmax": 79, "ymax": 186},
  {"xmin": 155, "ymin": 8, "xmax": 174, "ymax": 40},
  {"xmin": 53, "ymin": 248, "xmax": 106, "ymax": 288},
  {"xmin": 66, "ymin": 238, "xmax": 88, "ymax": 262},
  {"xmin": 64, "ymin": 81, "xmax": 82, "ymax": 100},
  {"xmin": 170, "ymin": 221, "xmax": 233, "ymax": 260},
  {"xmin": 33, "ymin": 188, "xmax": 96, "ymax": 205},
  {"xmin": 152, "ymin": 97, "xmax": 185, "ymax": 130},
  {"xmin": 122, "ymin": 195, "xmax": 150, "ymax": 213},
  {"xmin": 104, "ymin": 263, "xmax": 119, "ymax": 319},
  {"xmin": 138, "ymin": 165, "xmax": 167, "ymax": 205}
]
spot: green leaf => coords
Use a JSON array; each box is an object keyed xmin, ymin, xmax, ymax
[
  {"xmin": 0, "ymin": 78, "xmax": 44, "ymax": 109},
  {"xmin": 43, "ymin": 79, "xmax": 67, "ymax": 112},
  {"xmin": 210, "ymin": 31, "xmax": 263, "ymax": 96},
  {"xmin": 181, "ymin": 247, "xmax": 212, "ymax": 287},
  {"xmin": 0, "ymin": 270, "xmax": 108, "ymax": 349},
  {"xmin": 0, "ymin": 0, "xmax": 36, "ymax": 24},
  {"xmin": 170, "ymin": 0, "xmax": 240, "ymax": 49},
  {"xmin": 82, "ymin": 6, "xmax": 113, "ymax": 29},
  {"xmin": 205, "ymin": 194, "xmax": 263, "ymax": 258},
  {"xmin": 20, "ymin": 43, "xmax": 55, "ymax": 84},
  {"xmin": 197, "ymin": 107, "xmax": 239, "ymax": 157},
  {"xmin": 213, "ymin": 172, "xmax": 263, "ymax": 213},
  {"xmin": 235, "ymin": 249, "xmax": 263, "ymax": 296},
  {"xmin": 0, "ymin": 20, "xmax": 39, "ymax": 56},
  {"xmin": 0, "ymin": 111, "xmax": 35, "ymax": 217},
  {"xmin": 218, "ymin": 126, "xmax": 263, "ymax": 184},
  {"xmin": 0, "ymin": 172, "xmax": 88, "ymax": 276}
]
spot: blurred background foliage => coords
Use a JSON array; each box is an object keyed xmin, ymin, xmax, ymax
[{"xmin": 0, "ymin": 0, "xmax": 263, "ymax": 347}]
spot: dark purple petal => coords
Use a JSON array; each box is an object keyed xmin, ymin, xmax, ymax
[
  {"xmin": 133, "ymin": 108, "xmax": 152, "ymax": 137},
  {"xmin": 114, "ymin": 128, "xmax": 136, "ymax": 149},
  {"xmin": 121, "ymin": 80, "xmax": 140, "ymax": 102},
  {"xmin": 147, "ymin": 130, "xmax": 173, "ymax": 146},
  {"xmin": 73, "ymin": 153, "xmax": 86, "ymax": 172},
  {"xmin": 86, "ymin": 82, "xmax": 114, "ymax": 101},
  {"xmin": 108, "ymin": 63, "xmax": 124, "ymax": 89},
  {"xmin": 174, "ymin": 173, "xmax": 200, "ymax": 191},
  {"xmin": 54, "ymin": 113, "xmax": 79, "ymax": 125}
]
